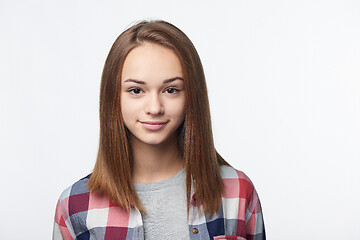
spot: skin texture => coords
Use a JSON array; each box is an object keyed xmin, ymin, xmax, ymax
[{"xmin": 121, "ymin": 43, "xmax": 185, "ymax": 183}]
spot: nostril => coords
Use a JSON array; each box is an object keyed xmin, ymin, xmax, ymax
[{"xmin": 145, "ymin": 96, "xmax": 164, "ymax": 115}]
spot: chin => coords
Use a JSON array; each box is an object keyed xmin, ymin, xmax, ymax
[
  {"xmin": 129, "ymin": 133, "xmax": 160, "ymax": 144},
  {"xmin": 130, "ymin": 129, "xmax": 179, "ymax": 146},
  {"xmin": 141, "ymin": 137, "xmax": 168, "ymax": 146}
]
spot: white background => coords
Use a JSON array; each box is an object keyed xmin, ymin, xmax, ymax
[{"xmin": 1, "ymin": 0, "xmax": 359, "ymax": 239}]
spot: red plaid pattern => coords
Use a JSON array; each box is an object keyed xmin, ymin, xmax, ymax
[{"xmin": 53, "ymin": 166, "xmax": 265, "ymax": 240}]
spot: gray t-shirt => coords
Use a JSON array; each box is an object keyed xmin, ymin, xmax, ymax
[{"xmin": 134, "ymin": 168, "xmax": 190, "ymax": 240}]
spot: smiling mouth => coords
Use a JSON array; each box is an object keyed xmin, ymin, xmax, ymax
[{"xmin": 139, "ymin": 121, "xmax": 168, "ymax": 130}]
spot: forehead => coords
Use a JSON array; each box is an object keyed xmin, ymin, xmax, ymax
[{"xmin": 121, "ymin": 43, "xmax": 183, "ymax": 83}]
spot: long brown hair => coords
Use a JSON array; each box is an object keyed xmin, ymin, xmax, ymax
[{"xmin": 88, "ymin": 20, "xmax": 229, "ymax": 216}]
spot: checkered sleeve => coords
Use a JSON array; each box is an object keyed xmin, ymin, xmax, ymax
[
  {"xmin": 244, "ymin": 186, "xmax": 265, "ymax": 240},
  {"xmin": 220, "ymin": 166, "xmax": 265, "ymax": 240},
  {"xmin": 52, "ymin": 175, "xmax": 143, "ymax": 240},
  {"xmin": 53, "ymin": 198, "xmax": 75, "ymax": 240}
]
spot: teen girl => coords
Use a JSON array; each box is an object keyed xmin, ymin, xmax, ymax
[{"xmin": 53, "ymin": 20, "xmax": 266, "ymax": 240}]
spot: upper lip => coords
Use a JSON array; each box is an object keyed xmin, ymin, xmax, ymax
[{"xmin": 139, "ymin": 121, "xmax": 168, "ymax": 125}]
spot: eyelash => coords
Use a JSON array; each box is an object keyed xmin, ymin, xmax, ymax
[
  {"xmin": 165, "ymin": 87, "xmax": 180, "ymax": 94},
  {"xmin": 128, "ymin": 88, "xmax": 143, "ymax": 95},
  {"xmin": 128, "ymin": 87, "xmax": 181, "ymax": 95}
]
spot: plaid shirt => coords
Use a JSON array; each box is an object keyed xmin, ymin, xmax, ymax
[{"xmin": 53, "ymin": 165, "xmax": 265, "ymax": 240}]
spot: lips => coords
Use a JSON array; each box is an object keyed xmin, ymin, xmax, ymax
[{"xmin": 139, "ymin": 121, "xmax": 168, "ymax": 130}]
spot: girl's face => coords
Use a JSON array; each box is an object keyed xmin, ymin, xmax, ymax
[{"xmin": 121, "ymin": 43, "xmax": 185, "ymax": 146}]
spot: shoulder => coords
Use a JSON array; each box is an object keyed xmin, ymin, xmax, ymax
[
  {"xmin": 54, "ymin": 175, "xmax": 93, "ymax": 237},
  {"xmin": 58, "ymin": 174, "xmax": 92, "ymax": 206},
  {"xmin": 219, "ymin": 165, "xmax": 252, "ymax": 182},
  {"xmin": 54, "ymin": 175, "xmax": 135, "ymax": 238},
  {"xmin": 219, "ymin": 165, "xmax": 256, "ymax": 201},
  {"xmin": 56, "ymin": 174, "xmax": 93, "ymax": 221},
  {"xmin": 55, "ymin": 175, "xmax": 102, "ymax": 226},
  {"xmin": 219, "ymin": 166, "xmax": 266, "ymax": 238}
]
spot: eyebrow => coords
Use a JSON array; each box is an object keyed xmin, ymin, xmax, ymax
[{"xmin": 124, "ymin": 77, "xmax": 184, "ymax": 84}]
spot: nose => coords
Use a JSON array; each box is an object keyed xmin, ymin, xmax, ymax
[{"xmin": 145, "ymin": 93, "xmax": 164, "ymax": 115}]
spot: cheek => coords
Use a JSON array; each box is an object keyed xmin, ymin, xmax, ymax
[
  {"xmin": 120, "ymin": 98, "xmax": 136, "ymax": 122},
  {"xmin": 168, "ymin": 100, "xmax": 185, "ymax": 120}
]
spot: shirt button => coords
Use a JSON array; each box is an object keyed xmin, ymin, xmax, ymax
[{"xmin": 192, "ymin": 228, "xmax": 198, "ymax": 234}]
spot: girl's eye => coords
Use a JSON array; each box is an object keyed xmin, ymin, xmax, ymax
[
  {"xmin": 129, "ymin": 88, "xmax": 143, "ymax": 95},
  {"xmin": 165, "ymin": 87, "xmax": 180, "ymax": 94}
]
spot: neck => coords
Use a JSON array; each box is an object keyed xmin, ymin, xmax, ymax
[{"xmin": 131, "ymin": 134, "xmax": 184, "ymax": 183}]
